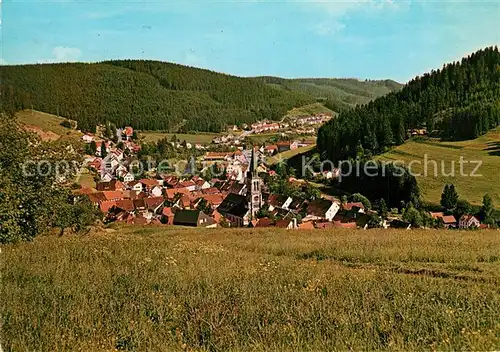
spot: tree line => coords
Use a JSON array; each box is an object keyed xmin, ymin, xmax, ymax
[{"xmin": 318, "ymin": 46, "xmax": 500, "ymax": 162}]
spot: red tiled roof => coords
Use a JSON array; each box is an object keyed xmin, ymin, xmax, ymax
[
  {"xmin": 115, "ymin": 199, "xmax": 135, "ymax": 212},
  {"xmin": 298, "ymin": 222, "xmax": 315, "ymax": 230},
  {"xmin": 275, "ymin": 219, "xmax": 293, "ymax": 228},
  {"xmin": 100, "ymin": 201, "xmax": 117, "ymax": 213},
  {"xmin": 255, "ymin": 218, "xmax": 274, "ymax": 228},
  {"xmin": 442, "ymin": 215, "xmax": 457, "ymax": 224},
  {"xmin": 343, "ymin": 202, "xmax": 365, "ymax": 211},
  {"xmin": 140, "ymin": 179, "xmax": 159, "ymax": 187},
  {"xmin": 102, "ymin": 191, "xmax": 123, "ymax": 201},
  {"xmin": 145, "ymin": 197, "xmax": 164, "ymax": 210}
]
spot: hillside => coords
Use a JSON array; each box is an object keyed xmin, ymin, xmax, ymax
[
  {"xmin": 256, "ymin": 76, "xmax": 402, "ymax": 111},
  {"xmin": 0, "ymin": 60, "xmax": 401, "ymax": 134},
  {"xmin": 377, "ymin": 128, "xmax": 500, "ymax": 205},
  {"xmin": 3, "ymin": 227, "xmax": 499, "ymax": 350},
  {"xmin": 318, "ymin": 46, "xmax": 500, "ymax": 162},
  {"xmin": 0, "ymin": 61, "xmax": 313, "ymax": 133}
]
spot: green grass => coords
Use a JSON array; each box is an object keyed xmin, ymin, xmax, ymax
[
  {"xmin": 139, "ymin": 132, "xmax": 220, "ymax": 144},
  {"xmin": 2, "ymin": 227, "xmax": 499, "ymax": 351},
  {"xmin": 16, "ymin": 109, "xmax": 82, "ymax": 141},
  {"xmin": 268, "ymin": 145, "xmax": 316, "ymax": 165},
  {"xmin": 378, "ymin": 128, "xmax": 500, "ymax": 205},
  {"xmin": 285, "ymin": 103, "xmax": 334, "ymax": 118}
]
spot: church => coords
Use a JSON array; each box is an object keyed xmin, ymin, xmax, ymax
[{"xmin": 217, "ymin": 148, "xmax": 263, "ymax": 226}]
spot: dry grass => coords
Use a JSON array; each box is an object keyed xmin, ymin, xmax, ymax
[
  {"xmin": 268, "ymin": 145, "xmax": 316, "ymax": 165},
  {"xmin": 378, "ymin": 128, "xmax": 500, "ymax": 205},
  {"xmin": 16, "ymin": 109, "xmax": 82, "ymax": 142},
  {"xmin": 1, "ymin": 227, "xmax": 499, "ymax": 351}
]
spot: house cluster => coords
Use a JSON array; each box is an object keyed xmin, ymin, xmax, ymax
[
  {"xmin": 430, "ymin": 212, "xmax": 487, "ymax": 229},
  {"xmin": 294, "ymin": 113, "xmax": 333, "ymax": 126}
]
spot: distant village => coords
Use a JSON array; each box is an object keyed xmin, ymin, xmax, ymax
[{"xmin": 75, "ymin": 114, "xmax": 489, "ymax": 231}]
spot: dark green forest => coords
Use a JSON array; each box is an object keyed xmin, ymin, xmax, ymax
[
  {"xmin": 0, "ymin": 60, "xmax": 401, "ymax": 133},
  {"xmin": 255, "ymin": 76, "xmax": 401, "ymax": 112},
  {"xmin": 317, "ymin": 46, "xmax": 500, "ymax": 162},
  {"xmin": 0, "ymin": 61, "xmax": 314, "ymax": 132}
]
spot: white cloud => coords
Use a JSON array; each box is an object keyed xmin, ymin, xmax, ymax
[
  {"xmin": 0, "ymin": 58, "xmax": 7, "ymax": 65},
  {"xmin": 38, "ymin": 46, "xmax": 82, "ymax": 64}
]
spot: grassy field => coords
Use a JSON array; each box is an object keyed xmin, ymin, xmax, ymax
[
  {"xmin": 378, "ymin": 128, "xmax": 500, "ymax": 205},
  {"xmin": 139, "ymin": 132, "xmax": 219, "ymax": 145},
  {"xmin": 2, "ymin": 227, "xmax": 499, "ymax": 351},
  {"xmin": 16, "ymin": 109, "xmax": 82, "ymax": 142},
  {"xmin": 268, "ymin": 145, "xmax": 316, "ymax": 165},
  {"xmin": 285, "ymin": 103, "xmax": 334, "ymax": 118}
]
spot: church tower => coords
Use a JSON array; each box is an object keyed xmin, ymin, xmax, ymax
[{"xmin": 246, "ymin": 147, "xmax": 262, "ymax": 218}]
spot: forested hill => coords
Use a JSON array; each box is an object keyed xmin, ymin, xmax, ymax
[
  {"xmin": 0, "ymin": 60, "xmax": 400, "ymax": 133},
  {"xmin": 0, "ymin": 60, "xmax": 313, "ymax": 132},
  {"xmin": 255, "ymin": 77, "xmax": 402, "ymax": 112},
  {"xmin": 318, "ymin": 46, "xmax": 500, "ymax": 162}
]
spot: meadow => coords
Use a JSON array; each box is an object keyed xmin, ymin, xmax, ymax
[
  {"xmin": 2, "ymin": 226, "xmax": 499, "ymax": 351},
  {"xmin": 16, "ymin": 109, "xmax": 82, "ymax": 142},
  {"xmin": 378, "ymin": 128, "xmax": 500, "ymax": 205}
]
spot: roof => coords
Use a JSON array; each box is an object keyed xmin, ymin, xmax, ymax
[
  {"xmin": 430, "ymin": 212, "xmax": 445, "ymax": 220},
  {"xmin": 343, "ymin": 202, "xmax": 365, "ymax": 211},
  {"xmin": 140, "ymin": 179, "xmax": 159, "ymax": 187},
  {"xmin": 162, "ymin": 207, "xmax": 175, "ymax": 217},
  {"xmin": 442, "ymin": 215, "xmax": 457, "ymax": 224},
  {"xmin": 102, "ymin": 191, "xmax": 123, "ymax": 201},
  {"xmin": 298, "ymin": 222, "xmax": 315, "ymax": 230},
  {"xmin": 202, "ymin": 194, "xmax": 224, "ymax": 206},
  {"xmin": 145, "ymin": 197, "xmax": 164, "ymax": 211},
  {"xmin": 307, "ymin": 199, "xmax": 334, "ymax": 217},
  {"xmin": 100, "ymin": 201, "xmax": 117, "ymax": 213},
  {"xmin": 218, "ymin": 193, "xmax": 248, "ymax": 218},
  {"xmin": 268, "ymin": 194, "xmax": 289, "ymax": 208},
  {"xmin": 460, "ymin": 214, "xmax": 479, "ymax": 222},
  {"xmin": 255, "ymin": 218, "xmax": 275, "ymax": 228},
  {"xmin": 115, "ymin": 199, "xmax": 135, "ymax": 212},
  {"xmin": 165, "ymin": 187, "xmax": 190, "ymax": 200},
  {"xmin": 173, "ymin": 210, "xmax": 215, "ymax": 227},
  {"xmin": 202, "ymin": 187, "xmax": 221, "ymax": 195},
  {"xmin": 275, "ymin": 219, "xmax": 293, "ymax": 228}
]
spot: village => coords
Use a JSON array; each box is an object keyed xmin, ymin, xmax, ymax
[{"xmin": 74, "ymin": 116, "xmax": 488, "ymax": 231}]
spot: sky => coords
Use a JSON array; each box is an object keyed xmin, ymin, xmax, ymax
[{"xmin": 1, "ymin": 0, "xmax": 499, "ymax": 82}]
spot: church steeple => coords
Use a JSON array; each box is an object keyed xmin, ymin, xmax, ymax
[{"xmin": 246, "ymin": 146, "xmax": 262, "ymax": 218}]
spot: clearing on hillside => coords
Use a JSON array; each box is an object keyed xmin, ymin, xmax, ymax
[
  {"xmin": 16, "ymin": 109, "xmax": 82, "ymax": 142},
  {"xmin": 378, "ymin": 128, "xmax": 500, "ymax": 205},
  {"xmin": 139, "ymin": 131, "xmax": 220, "ymax": 145},
  {"xmin": 2, "ymin": 227, "xmax": 499, "ymax": 351}
]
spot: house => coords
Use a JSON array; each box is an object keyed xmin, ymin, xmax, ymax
[
  {"xmin": 192, "ymin": 176, "xmax": 211, "ymax": 191},
  {"xmin": 88, "ymin": 158, "xmax": 103, "ymax": 171},
  {"xmin": 298, "ymin": 222, "xmax": 315, "ymax": 230},
  {"xmin": 217, "ymin": 193, "xmax": 249, "ymax": 227},
  {"xmin": 123, "ymin": 172, "xmax": 135, "ymax": 183},
  {"xmin": 162, "ymin": 207, "xmax": 176, "ymax": 225},
  {"xmin": 100, "ymin": 200, "xmax": 117, "ymax": 213},
  {"xmin": 253, "ymin": 217, "xmax": 275, "ymax": 228},
  {"xmin": 275, "ymin": 219, "xmax": 297, "ymax": 229},
  {"xmin": 459, "ymin": 214, "xmax": 481, "ymax": 229},
  {"xmin": 267, "ymin": 195, "xmax": 293, "ymax": 211},
  {"xmin": 100, "ymin": 173, "xmax": 114, "ymax": 182},
  {"xmin": 165, "ymin": 187, "xmax": 190, "ymax": 202},
  {"xmin": 96, "ymin": 180, "xmax": 124, "ymax": 192},
  {"xmin": 140, "ymin": 179, "xmax": 160, "ymax": 192},
  {"xmin": 179, "ymin": 180, "xmax": 197, "ymax": 192},
  {"xmin": 128, "ymin": 180, "xmax": 143, "ymax": 193},
  {"xmin": 150, "ymin": 185, "xmax": 163, "ymax": 198},
  {"xmin": 264, "ymin": 145, "xmax": 278, "ymax": 155},
  {"xmin": 343, "ymin": 202, "xmax": 365, "ymax": 213},
  {"xmin": 82, "ymin": 134, "xmax": 94, "ymax": 143},
  {"xmin": 173, "ymin": 210, "xmax": 217, "ymax": 228},
  {"xmin": 431, "ymin": 212, "xmax": 457, "ymax": 228},
  {"xmin": 115, "ymin": 199, "xmax": 135, "ymax": 212},
  {"xmin": 123, "ymin": 126, "xmax": 134, "ymax": 140},
  {"xmin": 145, "ymin": 196, "xmax": 165, "ymax": 214},
  {"xmin": 200, "ymin": 194, "xmax": 225, "ymax": 209},
  {"xmin": 304, "ymin": 199, "xmax": 340, "ymax": 222},
  {"xmin": 102, "ymin": 191, "xmax": 123, "ymax": 201}
]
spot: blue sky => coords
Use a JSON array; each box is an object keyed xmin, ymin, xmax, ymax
[{"xmin": 1, "ymin": 0, "xmax": 499, "ymax": 82}]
